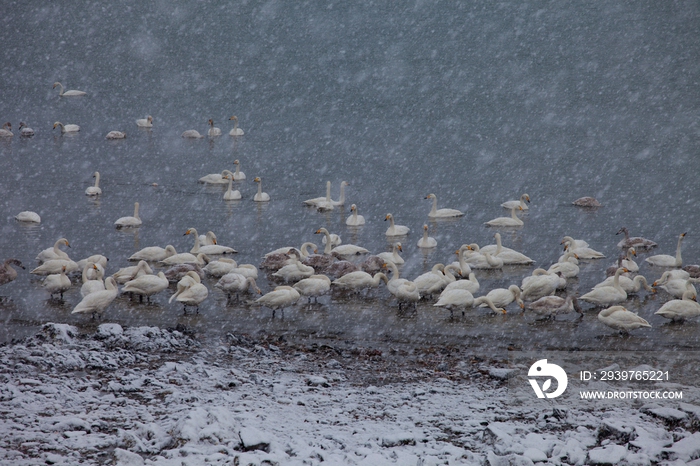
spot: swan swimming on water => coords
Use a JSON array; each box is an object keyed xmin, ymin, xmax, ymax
[
  {"xmin": 15, "ymin": 211, "xmax": 41, "ymax": 223},
  {"xmin": 385, "ymin": 213, "xmax": 410, "ymax": 236},
  {"xmin": 645, "ymin": 232, "xmax": 686, "ymax": 267},
  {"xmin": 346, "ymin": 204, "xmax": 366, "ymax": 226},
  {"xmin": 53, "ymin": 82, "xmax": 86, "ymax": 96},
  {"xmin": 18, "ymin": 122, "xmax": 34, "ymax": 137},
  {"xmin": 106, "ymin": 131, "xmax": 126, "ymax": 139},
  {"xmin": 85, "ymin": 172, "xmax": 102, "ymax": 196},
  {"xmin": 598, "ymin": 305, "xmax": 651, "ymax": 334},
  {"xmin": 425, "ymin": 193, "xmax": 464, "ymax": 218},
  {"xmin": 207, "ymin": 119, "xmax": 221, "ymax": 137},
  {"xmin": 253, "ymin": 177, "xmax": 270, "ymax": 202},
  {"xmin": 229, "ymin": 115, "xmax": 244, "ymax": 136},
  {"xmin": 501, "ymin": 193, "xmax": 530, "ymax": 211},
  {"xmin": 114, "ymin": 202, "xmax": 142, "ymax": 229},
  {"xmin": 417, "ymin": 224, "xmax": 437, "ymax": 248},
  {"xmin": 485, "ymin": 206, "xmax": 524, "ymax": 227},
  {"xmin": 136, "ymin": 115, "xmax": 153, "ymax": 127},
  {"xmin": 0, "ymin": 122, "xmax": 12, "ymax": 137},
  {"xmin": 53, "ymin": 121, "xmax": 80, "ymax": 133}
]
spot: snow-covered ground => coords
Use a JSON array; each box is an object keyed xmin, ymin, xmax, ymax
[{"xmin": 1, "ymin": 323, "xmax": 700, "ymax": 465}]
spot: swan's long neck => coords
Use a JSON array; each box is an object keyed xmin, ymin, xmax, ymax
[
  {"xmin": 234, "ymin": 164, "xmax": 241, "ymax": 177},
  {"xmin": 82, "ymin": 263, "xmax": 91, "ymax": 284},
  {"xmin": 443, "ymin": 265, "xmax": 458, "ymax": 282},
  {"xmin": 476, "ymin": 296, "xmax": 502, "ymax": 313},
  {"xmin": 430, "ymin": 196, "xmax": 438, "ymax": 216},
  {"xmin": 352, "ymin": 209, "xmax": 358, "ymax": 222},
  {"xmin": 422, "ymin": 228, "xmax": 429, "ymax": 242},
  {"xmin": 494, "ymin": 233, "xmax": 503, "ymax": 255},
  {"xmin": 338, "ymin": 183, "xmax": 346, "ymax": 204},
  {"xmin": 520, "ymin": 195, "xmax": 527, "ymax": 208},
  {"xmin": 510, "ymin": 206, "xmax": 518, "ymax": 220},
  {"xmin": 322, "ymin": 231, "xmax": 332, "ymax": 255},
  {"xmin": 226, "ymin": 177, "xmax": 233, "ymax": 194},
  {"xmin": 94, "ymin": 173, "xmax": 100, "ymax": 188},
  {"xmin": 484, "ymin": 252, "xmax": 499, "ymax": 267},
  {"xmin": 257, "ymin": 181, "xmax": 263, "ymax": 197},
  {"xmin": 613, "ymin": 268, "xmax": 624, "ymax": 291},
  {"xmin": 468, "ymin": 273, "xmax": 479, "ymax": 287},
  {"xmin": 387, "ymin": 261, "xmax": 400, "ymax": 280},
  {"xmin": 372, "ymin": 272, "xmax": 388, "ymax": 286},
  {"xmin": 133, "ymin": 202, "xmax": 140, "ymax": 219},
  {"xmin": 300, "ymin": 242, "xmax": 315, "ymax": 258},
  {"xmin": 632, "ymin": 275, "xmax": 651, "ymax": 292},
  {"xmin": 675, "ymin": 235, "xmax": 684, "ymax": 266},
  {"xmin": 57, "ymin": 83, "xmax": 64, "ymax": 95},
  {"xmin": 325, "ymin": 182, "xmax": 331, "ymax": 202},
  {"xmin": 190, "ymin": 229, "xmax": 201, "ymax": 252},
  {"xmin": 392, "ymin": 244, "xmax": 401, "ymax": 260}
]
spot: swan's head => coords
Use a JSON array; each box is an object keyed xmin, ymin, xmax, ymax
[
  {"xmin": 350, "ymin": 204, "xmax": 357, "ymax": 212},
  {"xmin": 396, "ymin": 242, "xmax": 403, "ymax": 252},
  {"xmin": 467, "ymin": 244, "xmax": 479, "ymax": 252},
  {"xmin": 628, "ymin": 248, "xmax": 637, "ymax": 256},
  {"xmin": 425, "ymin": 193, "xmax": 436, "ymax": 200},
  {"xmin": 254, "ymin": 177, "xmax": 261, "ymax": 183},
  {"xmin": 384, "ymin": 214, "xmax": 393, "ymax": 221},
  {"xmin": 616, "ymin": 227, "xmax": 628, "ymax": 236},
  {"xmin": 184, "ymin": 228, "xmax": 196, "ymax": 236},
  {"xmin": 208, "ymin": 118, "xmax": 215, "ymax": 126},
  {"xmin": 233, "ymin": 159, "xmax": 240, "ymax": 165},
  {"xmin": 314, "ymin": 228, "xmax": 329, "ymax": 235},
  {"xmin": 147, "ymin": 116, "xmax": 153, "ymax": 123},
  {"xmin": 19, "ymin": 122, "xmax": 27, "ymax": 130},
  {"xmin": 52, "ymin": 82, "xmax": 61, "ymax": 89},
  {"xmin": 681, "ymin": 232, "xmax": 687, "ymax": 238},
  {"xmin": 341, "ymin": 181, "xmax": 349, "ymax": 187},
  {"xmin": 523, "ymin": 193, "xmax": 531, "ymax": 203},
  {"xmin": 61, "ymin": 238, "xmax": 71, "ymax": 248},
  {"xmin": 52, "ymin": 122, "xmax": 62, "ymax": 129},
  {"xmin": 2, "ymin": 122, "xmax": 10, "ymax": 130},
  {"xmin": 229, "ymin": 115, "xmax": 238, "ymax": 122}
]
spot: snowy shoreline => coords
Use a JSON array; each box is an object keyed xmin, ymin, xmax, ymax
[{"xmin": 1, "ymin": 323, "xmax": 699, "ymax": 465}]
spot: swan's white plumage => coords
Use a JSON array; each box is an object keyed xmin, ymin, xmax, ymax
[
  {"xmin": 85, "ymin": 172, "xmax": 102, "ymax": 196},
  {"xmin": 425, "ymin": 193, "xmax": 464, "ymax": 218},
  {"xmin": 15, "ymin": 211, "xmax": 41, "ymax": 223},
  {"xmin": 598, "ymin": 306, "xmax": 651, "ymax": 333},
  {"xmin": 385, "ymin": 213, "xmax": 410, "ymax": 236},
  {"xmin": 114, "ymin": 202, "xmax": 142, "ymax": 228}
]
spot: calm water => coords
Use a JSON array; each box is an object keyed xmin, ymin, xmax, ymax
[{"xmin": 1, "ymin": 2, "xmax": 700, "ymax": 358}]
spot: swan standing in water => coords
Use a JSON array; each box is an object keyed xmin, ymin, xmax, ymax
[
  {"xmin": 53, "ymin": 121, "xmax": 80, "ymax": 133},
  {"xmin": 207, "ymin": 119, "xmax": 221, "ymax": 137},
  {"xmin": 256, "ymin": 286, "xmax": 300, "ymax": 316},
  {"xmin": 652, "ymin": 273, "xmax": 697, "ymax": 298},
  {"xmin": 42, "ymin": 265, "xmax": 71, "ymax": 299},
  {"xmin": 485, "ymin": 206, "xmax": 524, "ymax": 227},
  {"xmin": 526, "ymin": 295, "xmax": 582, "ymax": 319},
  {"xmin": 478, "ymin": 285, "xmax": 523, "ymax": 310},
  {"xmin": 232, "ymin": 159, "xmax": 246, "ymax": 180},
  {"xmin": 331, "ymin": 271, "xmax": 387, "ymax": 292},
  {"xmin": 548, "ymin": 251, "xmax": 579, "ymax": 278},
  {"xmin": 136, "ymin": 116, "xmax": 153, "ymax": 127},
  {"xmin": 15, "ymin": 211, "xmax": 41, "ymax": 223},
  {"xmin": 620, "ymin": 247, "xmax": 639, "ymax": 273},
  {"xmin": 479, "ymin": 233, "xmax": 534, "ymax": 265},
  {"xmin": 36, "ymin": 238, "xmax": 71, "ymax": 263},
  {"xmin": 442, "ymin": 272, "xmax": 479, "ymax": 295},
  {"xmin": 464, "ymin": 244, "xmax": 504, "ymax": 269},
  {"xmin": 598, "ymin": 306, "xmax": 651, "ymax": 334},
  {"xmin": 417, "ymin": 224, "xmax": 437, "ymax": 248},
  {"xmin": 655, "ymin": 290, "xmax": 700, "ymax": 321},
  {"xmin": 0, "ymin": 259, "xmax": 24, "ymax": 287},
  {"xmin": 562, "ymin": 238, "xmax": 605, "ymax": 259},
  {"xmin": 383, "ymin": 261, "xmax": 421, "ymax": 309},
  {"xmin": 114, "ymin": 202, "xmax": 142, "ymax": 229},
  {"xmin": 580, "ymin": 267, "xmax": 629, "ymax": 306},
  {"xmin": 106, "ymin": 131, "xmax": 126, "ymax": 139},
  {"xmin": 185, "ymin": 228, "xmax": 237, "ymax": 255},
  {"xmin": 616, "ymin": 227, "xmax": 657, "ymax": 250},
  {"xmin": 169, "ymin": 271, "xmax": 208, "ymax": 313},
  {"xmin": 72, "ymin": 277, "xmax": 119, "ymax": 318},
  {"xmin": 229, "ymin": 115, "xmax": 244, "ymax": 136},
  {"xmin": 129, "ymin": 245, "xmax": 177, "ymax": 262},
  {"xmin": 123, "ymin": 272, "xmax": 169, "ymax": 303},
  {"xmin": 346, "ymin": 204, "xmax": 366, "ymax": 226},
  {"xmin": 253, "ymin": 177, "xmax": 270, "ymax": 202},
  {"xmin": 293, "ymin": 274, "xmax": 332, "ymax": 302},
  {"xmin": 215, "ymin": 274, "xmax": 260, "ymax": 301},
  {"xmin": 85, "ymin": 172, "xmax": 102, "ymax": 196},
  {"xmin": 113, "ymin": 260, "xmax": 154, "ymax": 284},
  {"xmin": 434, "ymin": 289, "xmax": 475, "ymax": 317},
  {"xmin": 53, "ymin": 82, "xmax": 86, "ymax": 96},
  {"xmin": 645, "ymin": 232, "xmax": 686, "ymax": 267},
  {"xmin": 18, "ymin": 122, "xmax": 34, "ymax": 137},
  {"xmin": 223, "ymin": 173, "xmax": 242, "ymax": 200},
  {"xmin": 80, "ymin": 263, "xmax": 105, "ymax": 298},
  {"xmin": 377, "ymin": 242, "xmax": 404, "ymax": 265},
  {"xmin": 385, "ymin": 213, "xmax": 410, "ymax": 236},
  {"xmin": 0, "ymin": 122, "xmax": 12, "ymax": 137},
  {"xmin": 425, "ymin": 193, "xmax": 464, "ymax": 218},
  {"xmin": 501, "ymin": 193, "xmax": 530, "ymax": 211}
]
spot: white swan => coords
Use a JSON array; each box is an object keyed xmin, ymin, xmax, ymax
[
  {"xmin": 253, "ymin": 177, "xmax": 270, "ymax": 202},
  {"xmin": 31, "ymin": 259, "xmax": 79, "ymax": 275},
  {"xmin": 232, "ymin": 159, "xmax": 246, "ymax": 180},
  {"xmin": 562, "ymin": 239, "xmax": 605, "ymax": 259},
  {"xmin": 72, "ymin": 277, "xmax": 119, "ymax": 317},
  {"xmin": 449, "ymin": 244, "xmax": 473, "ymax": 275},
  {"xmin": 472, "ymin": 296, "xmax": 507, "ymax": 314},
  {"xmin": 331, "ymin": 181, "xmax": 349, "ymax": 206},
  {"xmin": 645, "ymin": 232, "xmax": 686, "ymax": 267},
  {"xmin": 479, "ymin": 233, "xmax": 534, "ymax": 265},
  {"xmin": 616, "ymin": 227, "xmax": 657, "ymax": 250},
  {"xmin": 425, "ymin": 193, "xmax": 464, "ymax": 218},
  {"xmin": 0, "ymin": 122, "xmax": 12, "ymax": 137},
  {"xmin": 521, "ymin": 269, "xmax": 563, "ymax": 301},
  {"xmin": 464, "ymin": 245, "xmax": 504, "ymax": 269},
  {"xmin": 377, "ymin": 242, "xmax": 404, "ymax": 265},
  {"xmin": 316, "ymin": 228, "xmax": 369, "ymax": 257},
  {"xmin": 293, "ymin": 274, "xmax": 332, "ymax": 302},
  {"xmin": 223, "ymin": 173, "xmax": 242, "ymax": 200},
  {"xmin": 598, "ymin": 306, "xmax": 651, "ymax": 333},
  {"xmin": 256, "ymin": 286, "xmax": 300, "ymax": 316},
  {"xmin": 385, "ymin": 213, "xmax": 410, "ymax": 236},
  {"xmin": 76, "ymin": 254, "xmax": 107, "ymax": 279},
  {"xmin": 561, "ymin": 235, "xmax": 590, "ymax": 249},
  {"xmin": 547, "ymin": 251, "xmax": 579, "ymax": 278},
  {"xmin": 160, "ymin": 252, "xmax": 208, "ymax": 266},
  {"xmin": 182, "ymin": 128, "xmax": 204, "ymax": 138},
  {"xmin": 304, "ymin": 181, "xmax": 332, "ymax": 207},
  {"xmin": 580, "ymin": 267, "xmax": 629, "ymax": 306},
  {"xmin": 129, "ymin": 245, "xmax": 177, "ymax": 262},
  {"xmin": 53, "ymin": 121, "xmax": 80, "ymax": 133},
  {"xmin": 652, "ymin": 274, "xmax": 697, "ymax": 298},
  {"xmin": 272, "ymin": 259, "xmax": 315, "ymax": 282},
  {"xmin": 42, "ymin": 265, "xmax": 71, "ymax": 299},
  {"xmin": 485, "ymin": 206, "xmax": 524, "ymax": 227},
  {"xmin": 85, "ymin": 171, "xmax": 102, "ymax": 196},
  {"xmin": 80, "ymin": 263, "xmax": 105, "ymax": 298},
  {"xmin": 115, "ymin": 202, "xmax": 142, "ymax": 229},
  {"xmin": 413, "ymin": 264, "xmax": 458, "ymax": 296},
  {"xmin": 34, "ymin": 245, "xmax": 69, "ymax": 269},
  {"xmin": 229, "ymin": 115, "xmax": 244, "ymax": 136},
  {"xmin": 203, "ymin": 258, "xmax": 238, "ymax": 277},
  {"xmin": 136, "ymin": 115, "xmax": 153, "ymax": 127},
  {"xmin": 199, "ymin": 169, "xmax": 234, "ymax": 184},
  {"xmin": 215, "ymin": 274, "xmax": 260, "ymax": 300},
  {"xmin": 207, "ymin": 119, "xmax": 221, "ymax": 137},
  {"xmin": 185, "ymin": 228, "xmax": 237, "ymax": 254},
  {"xmin": 478, "ymin": 285, "xmax": 523, "ymax": 310},
  {"xmin": 619, "ymin": 247, "xmax": 639, "ymax": 273},
  {"xmin": 383, "ymin": 261, "xmax": 421, "ymax": 309},
  {"xmin": 442, "ymin": 272, "xmax": 480, "ymax": 295},
  {"xmin": 15, "ymin": 211, "xmax": 41, "ymax": 223},
  {"xmin": 53, "ymin": 82, "xmax": 86, "ymax": 96},
  {"xmin": 106, "ymin": 131, "xmax": 126, "ymax": 139},
  {"xmin": 434, "ymin": 289, "xmax": 475, "ymax": 316},
  {"xmin": 501, "ymin": 193, "xmax": 530, "ymax": 211},
  {"xmin": 417, "ymin": 224, "xmax": 437, "ymax": 248},
  {"xmin": 18, "ymin": 122, "xmax": 34, "ymax": 137},
  {"xmin": 527, "ymin": 295, "xmax": 582, "ymax": 318},
  {"xmin": 331, "ymin": 271, "xmax": 387, "ymax": 291},
  {"xmin": 113, "ymin": 260, "xmax": 154, "ymax": 284},
  {"xmin": 655, "ymin": 290, "xmax": 700, "ymax": 321},
  {"xmin": 346, "ymin": 204, "xmax": 366, "ymax": 226},
  {"xmin": 169, "ymin": 271, "xmax": 208, "ymax": 312},
  {"xmin": 123, "ymin": 272, "xmax": 169, "ymax": 302}
]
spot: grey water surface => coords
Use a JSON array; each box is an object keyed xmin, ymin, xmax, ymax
[{"xmin": 1, "ymin": 2, "xmax": 700, "ymax": 360}]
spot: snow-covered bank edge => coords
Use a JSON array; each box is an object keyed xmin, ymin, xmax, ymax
[{"xmin": 1, "ymin": 323, "xmax": 699, "ymax": 465}]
